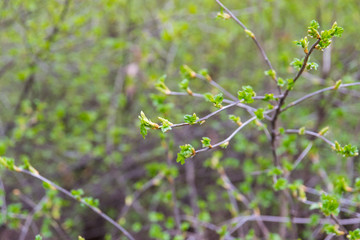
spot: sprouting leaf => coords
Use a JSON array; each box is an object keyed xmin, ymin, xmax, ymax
[
  {"xmin": 176, "ymin": 144, "xmax": 195, "ymax": 165},
  {"xmin": 180, "ymin": 65, "xmax": 196, "ymax": 78},
  {"xmin": 198, "ymin": 68, "xmax": 212, "ymax": 81},
  {"xmin": 277, "ymin": 77, "xmax": 286, "ymax": 88},
  {"xmin": 71, "ymin": 189, "xmax": 84, "ymax": 200},
  {"xmin": 323, "ymin": 224, "xmax": 345, "ymax": 236},
  {"xmin": 254, "ymin": 108, "xmax": 264, "ymax": 120},
  {"xmin": 334, "ymin": 80, "xmax": 342, "ymax": 90},
  {"xmin": 308, "ymin": 20, "xmax": 320, "ymax": 39},
  {"xmin": 332, "ymin": 141, "xmax": 359, "ymax": 157},
  {"xmin": 306, "ymin": 62, "xmax": 318, "ymax": 70},
  {"xmin": 290, "ymin": 58, "xmax": 303, "ymax": 70},
  {"xmin": 229, "ymin": 115, "xmax": 242, "ymax": 126},
  {"xmin": 238, "ymin": 86, "xmax": 256, "ymax": 103},
  {"xmin": 204, "ymin": 93, "xmax": 223, "ymax": 108},
  {"xmin": 298, "ymin": 127, "xmax": 306, "ymax": 135},
  {"xmin": 264, "ymin": 93, "xmax": 275, "ymax": 101},
  {"xmin": 264, "ymin": 69, "xmax": 276, "ymax": 80},
  {"xmin": 35, "ymin": 235, "xmax": 43, "ymax": 240},
  {"xmin": 179, "ymin": 79, "xmax": 189, "ymax": 90},
  {"xmin": 155, "ymin": 75, "xmax": 171, "ymax": 94},
  {"xmin": 320, "ymin": 194, "xmax": 339, "ymax": 216},
  {"xmin": 201, "ymin": 137, "xmax": 212, "ymax": 148},
  {"xmin": 287, "ymin": 78, "xmax": 294, "ymax": 90},
  {"xmin": 138, "ymin": 111, "xmax": 159, "ymax": 138},
  {"xmin": 216, "ymin": 10, "xmax": 231, "ymax": 20},
  {"xmin": 347, "ymin": 229, "xmax": 360, "ymax": 240},
  {"xmin": 318, "ymin": 126, "xmax": 329, "ymax": 135},
  {"xmin": 184, "ymin": 113, "xmax": 199, "ymax": 125},
  {"xmin": 158, "ymin": 117, "xmax": 173, "ymax": 133},
  {"xmin": 244, "ymin": 29, "xmax": 255, "ymax": 38},
  {"xmin": 273, "ymin": 178, "xmax": 288, "ymax": 191}
]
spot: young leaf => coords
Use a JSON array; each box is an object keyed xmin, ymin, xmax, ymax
[
  {"xmin": 290, "ymin": 58, "xmax": 302, "ymax": 70},
  {"xmin": 229, "ymin": 115, "xmax": 242, "ymax": 126},
  {"xmin": 176, "ymin": 144, "xmax": 195, "ymax": 165},
  {"xmin": 320, "ymin": 194, "xmax": 339, "ymax": 216},
  {"xmin": 204, "ymin": 93, "xmax": 223, "ymax": 108},
  {"xmin": 138, "ymin": 111, "xmax": 159, "ymax": 138},
  {"xmin": 158, "ymin": 117, "xmax": 173, "ymax": 133},
  {"xmin": 184, "ymin": 113, "xmax": 199, "ymax": 125},
  {"xmin": 264, "ymin": 69, "xmax": 276, "ymax": 80},
  {"xmin": 155, "ymin": 75, "xmax": 171, "ymax": 94},
  {"xmin": 238, "ymin": 86, "xmax": 256, "ymax": 103},
  {"xmin": 254, "ymin": 108, "xmax": 264, "ymax": 120},
  {"xmin": 201, "ymin": 137, "xmax": 212, "ymax": 148}
]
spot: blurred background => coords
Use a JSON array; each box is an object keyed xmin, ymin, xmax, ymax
[{"xmin": 0, "ymin": 0, "xmax": 360, "ymax": 239}]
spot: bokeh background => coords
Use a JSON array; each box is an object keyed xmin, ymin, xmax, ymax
[{"xmin": 1, "ymin": 0, "xmax": 360, "ymax": 239}]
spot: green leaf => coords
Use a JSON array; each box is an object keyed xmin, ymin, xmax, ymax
[
  {"xmin": 320, "ymin": 194, "xmax": 339, "ymax": 216},
  {"xmin": 179, "ymin": 79, "xmax": 189, "ymax": 90},
  {"xmin": 184, "ymin": 113, "xmax": 199, "ymax": 125},
  {"xmin": 308, "ymin": 20, "xmax": 320, "ymax": 39},
  {"xmin": 273, "ymin": 178, "xmax": 288, "ymax": 191},
  {"xmin": 201, "ymin": 137, "xmax": 212, "ymax": 148},
  {"xmin": 254, "ymin": 108, "xmax": 265, "ymax": 120},
  {"xmin": 180, "ymin": 65, "xmax": 196, "ymax": 78},
  {"xmin": 238, "ymin": 86, "xmax": 256, "ymax": 103},
  {"xmin": 35, "ymin": 235, "xmax": 43, "ymax": 240},
  {"xmin": 155, "ymin": 75, "xmax": 171, "ymax": 94},
  {"xmin": 347, "ymin": 229, "xmax": 360, "ymax": 240},
  {"xmin": 71, "ymin": 189, "xmax": 84, "ymax": 200},
  {"xmin": 290, "ymin": 58, "xmax": 302, "ymax": 70},
  {"xmin": 216, "ymin": 10, "xmax": 231, "ymax": 20},
  {"xmin": 229, "ymin": 115, "xmax": 242, "ymax": 125},
  {"xmin": 323, "ymin": 224, "xmax": 344, "ymax": 236},
  {"xmin": 204, "ymin": 93, "xmax": 223, "ymax": 108},
  {"xmin": 332, "ymin": 141, "xmax": 359, "ymax": 157},
  {"xmin": 138, "ymin": 111, "xmax": 159, "ymax": 138},
  {"xmin": 264, "ymin": 93, "xmax": 275, "ymax": 101},
  {"xmin": 287, "ymin": 78, "xmax": 294, "ymax": 90},
  {"xmin": 158, "ymin": 117, "xmax": 173, "ymax": 133},
  {"xmin": 306, "ymin": 62, "xmax": 318, "ymax": 70},
  {"xmin": 176, "ymin": 144, "xmax": 195, "ymax": 165},
  {"xmin": 277, "ymin": 77, "xmax": 286, "ymax": 87},
  {"xmin": 264, "ymin": 69, "xmax": 276, "ymax": 80}
]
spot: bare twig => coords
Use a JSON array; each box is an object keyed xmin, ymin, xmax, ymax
[
  {"xmin": 195, "ymin": 116, "xmax": 257, "ymax": 153},
  {"xmin": 282, "ymin": 82, "xmax": 360, "ymax": 112},
  {"xmin": 15, "ymin": 169, "xmax": 135, "ymax": 240}
]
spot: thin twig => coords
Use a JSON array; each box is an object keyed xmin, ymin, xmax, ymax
[
  {"xmin": 285, "ymin": 129, "xmax": 334, "ymax": 147},
  {"xmin": 215, "ymin": 0, "xmax": 277, "ymax": 83},
  {"xmin": 15, "ymin": 169, "xmax": 135, "ymax": 240},
  {"xmin": 195, "ymin": 116, "xmax": 257, "ymax": 153},
  {"xmin": 282, "ymin": 82, "xmax": 360, "ymax": 112}
]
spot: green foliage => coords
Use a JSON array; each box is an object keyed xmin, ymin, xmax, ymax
[
  {"xmin": 237, "ymin": 86, "xmax": 256, "ymax": 103},
  {"xmin": 264, "ymin": 69, "xmax": 276, "ymax": 80},
  {"xmin": 155, "ymin": 75, "xmax": 171, "ymax": 94},
  {"xmin": 138, "ymin": 111, "xmax": 160, "ymax": 138},
  {"xmin": 158, "ymin": 117, "xmax": 173, "ymax": 133},
  {"xmin": 204, "ymin": 93, "xmax": 224, "ymax": 108},
  {"xmin": 254, "ymin": 108, "xmax": 265, "ymax": 120},
  {"xmin": 35, "ymin": 235, "xmax": 43, "ymax": 240},
  {"xmin": 273, "ymin": 178, "xmax": 288, "ymax": 191},
  {"xmin": 323, "ymin": 224, "xmax": 344, "ymax": 236},
  {"xmin": 184, "ymin": 113, "xmax": 199, "ymax": 125},
  {"xmin": 176, "ymin": 144, "xmax": 195, "ymax": 165},
  {"xmin": 201, "ymin": 137, "xmax": 212, "ymax": 148},
  {"xmin": 347, "ymin": 229, "xmax": 360, "ymax": 240},
  {"xmin": 229, "ymin": 115, "xmax": 242, "ymax": 125},
  {"xmin": 290, "ymin": 58, "xmax": 303, "ymax": 70},
  {"xmin": 320, "ymin": 194, "xmax": 340, "ymax": 216},
  {"xmin": 333, "ymin": 141, "xmax": 359, "ymax": 157}
]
